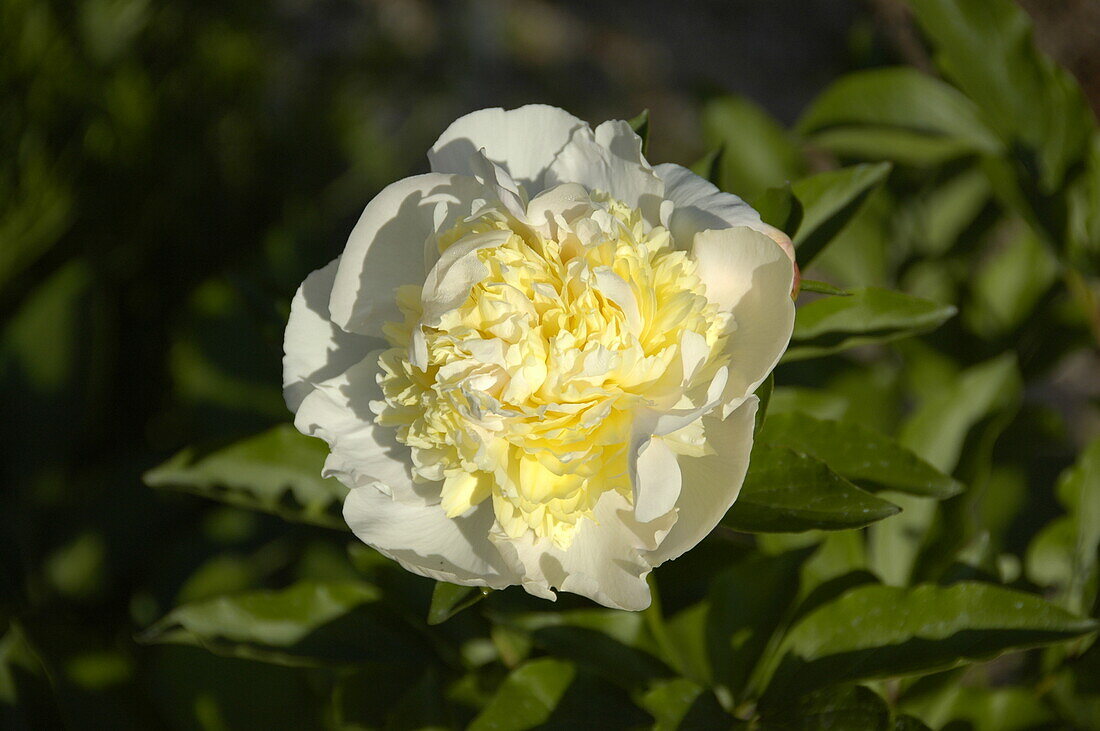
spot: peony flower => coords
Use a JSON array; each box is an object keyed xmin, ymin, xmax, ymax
[{"xmin": 284, "ymin": 105, "xmax": 796, "ymax": 610}]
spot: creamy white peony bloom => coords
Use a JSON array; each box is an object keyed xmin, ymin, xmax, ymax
[{"xmin": 284, "ymin": 105, "xmax": 796, "ymax": 610}]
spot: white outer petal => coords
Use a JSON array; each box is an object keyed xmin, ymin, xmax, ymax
[
  {"xmin": 282, "ymin": 258, "xmax": 383, "ymax": 411},
  {"xmin": 655, "ymin": 162, "xmax": 774, "ymax": 246},
  {"xmin": 491, "ymin": 491, "xmax": 675, "ymax": 611},
  {"xmin": 625, "ymin": 362, "xmax": 730, "ymax": 522},
  {"xmin": 545, "ymin": 121, "xmax": 665, "ymax": 225},
  {"xmin": 329, "ymin": 173, "xmax": 492, "ymax": 336},
  {"xmin": 692, "ymin": 227, "xmax": 795, "ymax": 415},
  {"xmin": 344, "ymin": 486, "xmax": 517, "ymax": 588},
  {"xmin": 648, "ymin": 397, "xmax": 759, "ymax": 566},
  {"xmin": 293, "ymin": 352, "xmax": 436, "ymax": 504},
  {"xmin": 428, "ymin": 105, "xmax": 587, "ymax": 194},
  {"xmin": 633, "ymin": 437, "xmax": 682, "ymax": 524},
  {"xmin": 465, "ymin": 150, "xmax": 528, "ymax": 220}
]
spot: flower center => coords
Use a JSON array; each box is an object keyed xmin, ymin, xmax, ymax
[{"xmin": 373, "ymin": 186, "xmax": 727, "ymax": 547}]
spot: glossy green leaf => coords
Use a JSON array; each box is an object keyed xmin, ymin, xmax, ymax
[
  {"xmin": 869, "ymin": 354, "xmax": 1021, "ymax": 586},
  {"xmin": 753, "ymin": 373, "xmax": 774, "ymax": 435},
  {"xmin": 143, "ymin": 424, "xmax": 346, "ymax": 529},
  {"xmin": 905, "ymin": 167, "xmax": 991, "ymax": 257},
  {"xmin": 427, "ymin": 582, "xmax": 489, "ymax": 625},
  {"xmin": 722, "ymin": 445, "xmax": 900, "ymax": 533},
  {"xmin": 1026, "ymin": 517, "xmax": 1075, "ymax": 596},
  {"xmin": 786, "ymin": 288, "xmax": 956, "ymax": 361},
  {"xmin": 636, "ymin": 677, "xmax": 701, "ymax": 728},
  {"xmin": 808, "ymin": 186, "xmax": 892, "ymax": 289},
  {"xmin": 1026, "ymin": 437, "xmax": 1100, "ymax": 614},
  {"xmin": 334, "ymin": 664, "xmax": 444, "ymax": 730},
  {"xmin": 808, "ymin": 126, "xmax": 979, "ymax": 167},
  {"xmin": 138, "ymin": 580, "xmax": 430, "ymax": 667},
  {"xmin": 637, "ymin": 678, "xmax": 729, "ymax": 731},
  {"xmin": 702, "ymin": 95, "xmax": 804, "ymax": 200},
  {"xmin": 1066, "ymin": 132, "xmax": 1100, "ymax": 274},
  {"xmin": 799, "ymin": 279, "xmax": 851, "ymax": 296},
  {"xmin": 897, "ymin": 668, "xmax": 1060, "ymax": 725},
  {"xmin": 900, "ymin": 683, "xmax": 1056, "ymax": 731},
  {"xmin": 760, "ymin": 582, "xmax": 1096, "ymax": 700},
  {"xmin": 759, "ymin": 413, "xmax": 961, "ymax": 499},
  {"xmin": 791, "ymin": 162, "xmax": 891, "ymax": 266},
  {"xmin": 469, "ymin": 658, "xmax": 575, "ymax": 731},
  {"xmin": 0, "ymin": 137, "xmax": 75, "ymax": 294},
  {"xmin": 689, "ymin": 147, "xmax": 722, "ymax": 185},
  {"xmin": 967, "ymin": 226, "xmax": 1058, "ymax": 337},
  {"xmin": 0, "ymin": 621, "xmax": 63, "ymax": 728},
  {"xmin": 758, "ymin": 685, "xmax": 890, "ymax": 730},
  {"xmin": 909, "ymin": 0, "xmax": 1092, "ymax": 193},
  {"xmin": 753, "ymin": 183, "xmax": 804, "ymax": 235},
  {"xmin": 149, "ymin": 645, "xmax": 325, "ymax": 730},
  {"xmin": 899, "ymin": 354, "xmax": 1021, "ymax": 475},
  {"xmin": 706, "ymin": 549, "xmax": 810, "ymax": 700},
  {"xmin": 798, "ymin": 67, "xmax": 999, "ymax": 152},
  {"xmin": 768, "ymin": 387, "xmax": 851, "ymax": 422},
  {"xmin": 503, "ymin": 609, "xmax": 671, "ymax": 691}
]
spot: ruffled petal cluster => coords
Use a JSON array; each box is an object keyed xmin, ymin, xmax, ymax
[{"xmin": 284, "ymin": 106, "xmax": 795, "ymax": 610}]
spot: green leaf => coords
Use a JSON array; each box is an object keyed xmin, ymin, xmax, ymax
[
  {"xmin": 689, "ymin": 147, "xmax": 722, "ymax": 185},
  {"xmin": 722, "ymin": 445, "xmax": 900, "ymax": 533},
  {"xmin": 758, "ymin": 413, "xmax": 962, "ymax": 499},
  {"xmin": 752, "ymin": 183, "xmax": 804, "ymax": 235},
  {"xmin": 636, "ymin": 677, "xmax": 700, "ymax": 728},
  {"xmin": 705, "ymin": 549, "xmax": 811, "ymax": 700},
  {"xmin": 149, "ymin": 645, "xmax": 326, "ymax": 730},
  {"xmin": 791, "ymin": 162, "xmax": 892, "ymax": 266},
  {"xmin": 753, "ymin": 373, "xmax": 774, "ymax": 435},
  {"xmin": 799, "ymin": 279, "xmax": 852, "ymax": 296},
  {"xmin": 768, "ymin": 387, "xmax": 850, "ymax": 422},
  {"xmin": 0, "ymin": 621, "xmax": 63, "ymax": 728},
  {"xmin": 0, "ymin": 136, "xmax": 75, "ymax": 294},
  {"xmin": 798, "ymin": 67, "xmax": 999, "ymax": 153},
  {"xmin": 1026, "ymin": 437, "xmax": 1100, "ymax": 614},
  {"xmin": 335, "ymin": 664, "xmax": 446, "ymax": 730},
  {"xmin": 628, "ymin": 109, "xmax": 650, "ymax": 155},
  {"xmin": 502, "ymin": 610, "xmax": 672, "ymax": 691},
  {"xmin": 138, "ymin": 580, "xmax": 431, "ymax": 667},
  {"xmin": 1066, "ymin": 132, "xmax": 1100, "ymax": 274},
  {"xmin": 899, "ymin": 354, "xmax": 1021, "ymax": 475},
  {"xmin": 702, "ymin": 95, "xmax": 804, "ymax": 200},
  {"xmin": 637, "ymin": 678, "xmax": 729, "ymax": 731},
  {"xmin": 760, "ymin": 582, "xmax": 1096, "ymax": 700},
  {"xmin": 808, "ymin": 126, "xmax": 979, "ymax": 167},
  {"xmin": 900, "ymin": 684, "xmax": 1057, "ymax": 731},
  {"xmin": 427, "ymin": 582, "xmax": 489, "ymax": 626},
  {"xmin": 908, "ymin": 0, "xmax": 1092, "ymax": 194},
  {"xmin": 869, "ymin": 354, "xmax": 1021, "ymax": 586},
  {"xmin": 786, "ymin": 288, "xmax": 956, "ymax": 361},
  {"xmin": 966, "ymin": 226, "xmax": 1058, "ymax": 337},
  {"xmin": 143, "ymin": 424, "xmax": 346, "ymax": 529},
  {"xmin": 758, "ymin": 685, "xmax": 890, "ymax": 730},
  {"xmin": 1026, "ymin": 518, "xmax": 1075, "ymax": 595},
  {"xmin": 905, "ymin": 167, "xmax": 991, "ymax": 257},
  {"xmin": 469, "ymin": 658, "xmax": 575, "ymax": 731}
]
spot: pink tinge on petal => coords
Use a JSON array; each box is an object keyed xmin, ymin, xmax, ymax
[{"xmin": 762, "ymin": 225, "xmax": 801, "ymax": 299}]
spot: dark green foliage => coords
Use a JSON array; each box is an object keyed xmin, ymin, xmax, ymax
[{"xmin": 4, "ymin": 0, "xmax": 1100, "ymax": 728}]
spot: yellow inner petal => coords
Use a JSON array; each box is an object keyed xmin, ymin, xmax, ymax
[{"xmin": 374, "ymin": 188, "xmax": 727, "ymax": 548}]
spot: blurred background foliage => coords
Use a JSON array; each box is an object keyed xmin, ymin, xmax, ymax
[{"xmin": 3, "ymin": 0, "xmax": 1100, "ymax": 728}]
